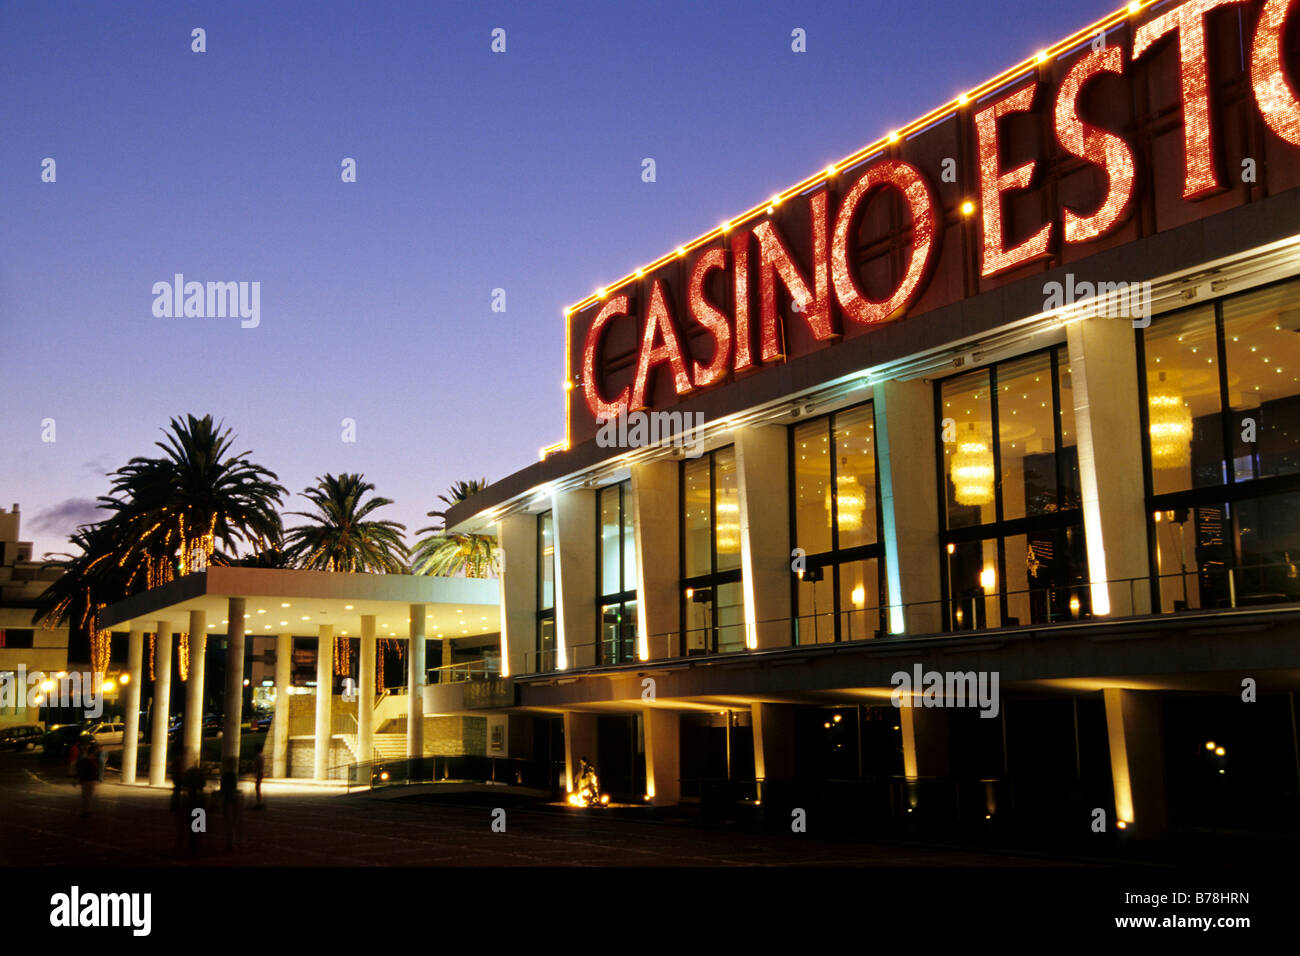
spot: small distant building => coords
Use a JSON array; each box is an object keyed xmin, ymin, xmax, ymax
[{"xmin": 0, "ymin": 503, "xmax": 70, "ymax": 729}]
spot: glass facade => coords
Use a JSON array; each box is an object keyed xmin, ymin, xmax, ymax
[
  {"xmin": 1140, "ymin": 278, "xmax": 1300, "ymax": 611},
  {"xmin": 537, "ymin": 510, "xmax": 555, "ymax": 671},
  {"xmin": 790, "ymin": 402, "xmax": 884, "ymax": 643},
  {"xmin": 681, "ymin": 447, "xmax": 746, "ymax": 654},
  {"xmin": 937, "ymin": 346, "xmax": 1089, "ymax": 630},
  {"xmin": 598, "ymin": 481, "xmax": 638, "ymax": 665}
]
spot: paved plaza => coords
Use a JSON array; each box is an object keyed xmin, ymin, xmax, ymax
[{"xmin": 0, "ymin": 752, "xmax": 1081, "ymax": 867}]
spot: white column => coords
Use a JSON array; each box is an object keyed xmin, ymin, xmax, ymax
[
  {"xmin": 313, "ymin": 623, "xmax": 334, "ymax": 780},
  {"xmin": 407, "ymin": 605, "xmax": 426, "ymax": 759},
  {"xmin": 1104, "ymin": 688, "xmax": 1167, "ymax": 838},
  {"xmin": 631, "ymin": 460, "xmax": 680, "ymax": 661},
  {"xmin": 221, "ymin": 598, "xmax": 245, "ymax": 787},
  {"xmin": 737, "ymin": 425, "xmax": 793, "ymax": 649},
  {"xmin": 1067, "ymin": 317, "xmax": 1151, "ymax": 616},
  {"xmin": 553, "ymin": 488, "xmax": 597, "ymax": 669},
  {"xmin": 875, "ymin": 378, "xmax": 944, "ymax": 635},
  {"xmin": 121, "ymin": 628, "xmax": 144, "ymax": 785},
  {"xmin": 271, "ymin": 630, "xmax": 291, "ymax": 778},
  {"xmin": 497, "ymin": 514, "xmax": 538, "ymax": 677},
  {"xmin": 357, "ymin": 615, "xmax": 376, "ymax": 764},
  {"xmin": 182, "ymin": 609, "xmax": 207, "ymax": 771},
  {"xmin": 148, "ymin": 622, "xmax": 174, "ymax": 787}
]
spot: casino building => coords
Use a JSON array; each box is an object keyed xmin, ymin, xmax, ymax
[{"xmin": 441, "ymin": 0, "xmax": 1300, "ymax": 838}]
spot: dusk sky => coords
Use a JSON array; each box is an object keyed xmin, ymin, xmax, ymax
[{"xmin": 1, "ymin": 0, "xmax": 1116, "ymax": 559}]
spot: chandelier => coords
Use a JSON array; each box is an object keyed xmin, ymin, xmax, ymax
[
  {"xmin": 825, "ymin": 467, "xmax": 866, "ymax": 532},
  {"xmin": 1148, "ymin": 370, "xmax": 1192, "ymax": 469},
  {"xmin": 951, "ymin": 422, "xmax": 995, "ymax": 506},
  {"xmin": 715, "ymin": 498, "xmax": 741, "ymax": 552}
]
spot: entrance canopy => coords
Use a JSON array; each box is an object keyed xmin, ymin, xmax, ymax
[{"xmin": 99, "ymin": 567, "xmax": 500, "ymax": 639}]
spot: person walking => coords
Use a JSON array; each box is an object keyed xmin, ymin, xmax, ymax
[
  {"xmin": 253, "ymin": 746, "xmax": 265, "ymax": 809},
  {"xmin": 96, "ymin": 741, "xmax": 108, "ymax": 781},
  {"xmin": 66, "ymin": 739, "xmax": 80, "ymax": 781}
]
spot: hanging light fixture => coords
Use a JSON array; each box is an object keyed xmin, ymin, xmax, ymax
[
  {"xmin": 825, "ymin": 462, "xmax": 866, "ymax": 532},
  {"xmin": 1148, "ymin": 370, "xmax": 1193, "ymax": 469},
  {"xmin": 715, "ymin": 498, "xmax": 741, "ymax": 552},
  {"xmin": 951, "ymin": 422, "xmax": 995, "ymax": 506}
]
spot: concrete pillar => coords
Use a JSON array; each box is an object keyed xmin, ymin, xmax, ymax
[
  {"xmin": 553, "ymin": 488, "xmax": 597, "ymax": 669},
  {"xmin": 737, "ymin": 426, "xmax": 793, "ymax": 650},
  {"xmin": 875, "ymin": 378, "xmax": 944, "ymax": 635},
  {"xmin": 121, "ymin": 628, "xmax": 144, "ymax": 785},
  {"xmin": 407, "ymin": 605, "xmax": 425, "ymax": 759},
  {"xmin": 271, "ymin": 631, "xmax": 290, "ymax": 778},
  {"xmin": 643, "ymin": 707, "xmax": 681, "ymax": 806},
  {"xmin": 752, "ymin": 702, "xmax": 796, "ymax": 798},
  {"xmin": 182, "ymin": 609, "xmax": 207, "ymax": 771},
  {"xmin": 357, "ymin": 615, "xmax": 376, "ymax": 765},
  {"xmin": 1104, "ymin": 688, "xmax": 1168, "ymax": 837},
  {"xmin": 221, "ymin": 598, "xmax": 245, "ymax": 787},
  {"xmin": 1067, "ymin": 317, "xmax": 1152, "ymax": 616},
  {"xmin": 313, "ymin": 623, "xmax": 333, "ymax": 780},
  {"xmin": 631, "ymin": 460, "xmax": 681, "ymax": 661},
  {"xmin": 497, "ymin": 514, "xmax": 538, "ymax": 677},
  {"xmin": 148, "ymin": 622, "xmax": 174, "ymax": 787},
  {"xmin": 563, "ymin": 711, "xmax": 598, "ymax": 793},
  {"xmin": 900, "ymin": 703, "xmax": 951, "ymax": 778}
]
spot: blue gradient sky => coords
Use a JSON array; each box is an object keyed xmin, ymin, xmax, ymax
[{"xmin": 0, "ymin": 0, "xmax": 1116, "ymax": 558}]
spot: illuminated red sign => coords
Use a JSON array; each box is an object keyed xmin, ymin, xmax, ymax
[{"xmin": 570, "ymin": 0, "xmax": 1300, "ymax": 440}]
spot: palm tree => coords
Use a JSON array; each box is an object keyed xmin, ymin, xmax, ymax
[
  {"xmin": 411, "ymin": 478, "xmax": 499, "ymax": 578},
  {"xmin": 35, "ymin": 414, "xmax": 285, "ymax": 660},
  {"xmin": 106, "ymin": 414, "xmax": 286, "ymax": 580},
  {"xmin": 282, "ymin": 473, "xmax": 409, "ymax": 572}
]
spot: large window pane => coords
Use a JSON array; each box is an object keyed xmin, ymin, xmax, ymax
[
  {"xmin": 683, "ymin": 457, "xmax": 712, "ymax": 578},
  {"xmin": 715, "ymin": 580, "xmax": 745, "ymax": 652},
  {"xmin": 1058, "ymin": 355, "xmax": 1081, "ymax": 510},
  {"xmin": 1222, "ymin": 281, "xmax": 1300, "ymax": 481},
  {"xmin": 942, "ymin": 369, "xmax": 996, "ymax": 529},
  {"xmin": 1236, "ymin": 492, "xmax": 1300, "ymax": 603},
  {"xmin": 833, "ymin": 405, "xmax": 877, "ymax": 549},
  {"xmin": 793, "ymin": 419, "xmax": 833, "ymax": 556},
  {"xmin": 599, "ymin": 486, "xmax": 621, "ymax": 596},
  {"xmin": 795, "ymin": 568, "xmax": 836, "ymax": 645},
  {"xmin": 837, "ymin": 558, "xmax": 879, "ymax": 641},
  {"xmin": 996, "ymin": 352, "xmax": 1057, "ymax": 520},
  {"xmin": 1144, "ymin": 307, "xmax": 1224, "ymax": 495},
  {"xmin": 946, "ymin": 538, "xmax": 1000, "ymax": 629},
  {"xmin": 714, "ymin": 448, "xmax": 741, "ymax": 572},
  {"xmin": 622, "ymin": 486, "xmax": 637, "ymax": 592},
  {"xmin": 539, "ymin": 511, "xmax": 555, "ymax": 610}
]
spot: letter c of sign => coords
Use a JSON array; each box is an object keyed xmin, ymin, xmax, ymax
[
  {"xmin": 582, "ymin": 295, "xmax": 633, "ymax": 420},
  {"xmin": 832, "ymin": 159, "xmax": 939, "ymax": 325}
]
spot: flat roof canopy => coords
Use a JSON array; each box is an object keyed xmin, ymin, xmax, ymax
[{"xmin": 100, "ymin": 567, "xmax": 500, "ymax": 640}]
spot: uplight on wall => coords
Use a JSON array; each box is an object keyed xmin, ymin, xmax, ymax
[{"xmin": 951, "ymin": 423, "xmax": 995, "ymax": 506}]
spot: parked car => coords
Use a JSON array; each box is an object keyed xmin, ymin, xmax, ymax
[
  {"xmin": 0, "ymin": 725, "xmax": 44, "ymax": 751},
  {"xmin": 42, "ymin": 723, "xmax": 89, "ymax": 756},
  {"xmin": 252, "ymin": 715, "xmax": 273, "ymax": 732},
  {"xmin": 86, "ymin": 721, "xmax": 127, "ymax": 746},
  {"xmin": 201, "ymin": 714, "xmax": 223, "ymax": 737}
]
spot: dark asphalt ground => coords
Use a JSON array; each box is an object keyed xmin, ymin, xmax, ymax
[{"xmin": 0, "ymin": 750, "xmax": 1078, "ymax": 867}]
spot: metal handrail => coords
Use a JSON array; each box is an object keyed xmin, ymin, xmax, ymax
[{"xmin": 521, "ymin": 561, "xmax": 1300, "ymax": 674}]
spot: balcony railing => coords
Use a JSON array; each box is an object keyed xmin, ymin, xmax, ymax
[
  {"xmin": 428, "ymin": 657, "xmax": 501, "ymax": 684},
  {"xmin": 520, "ymin": 561, "xmax": 1300, "ymax": 675}
]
